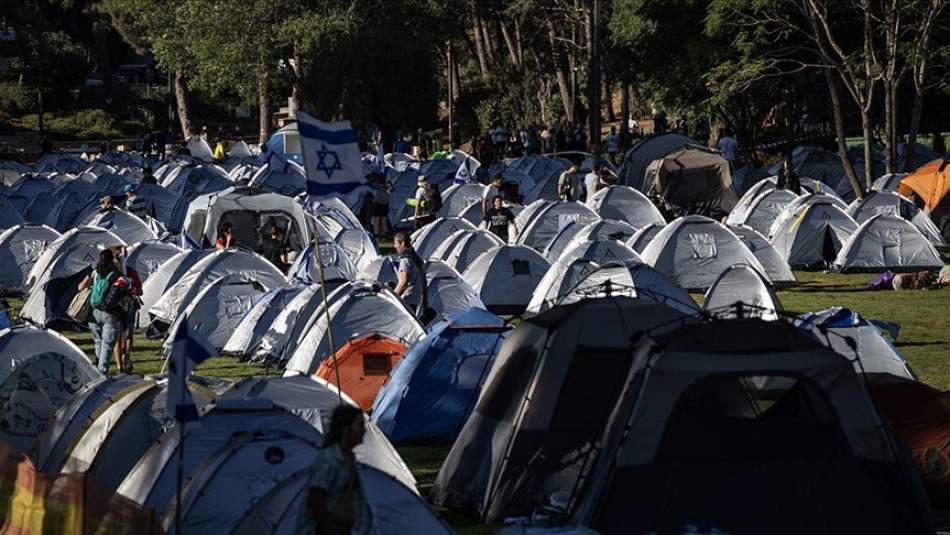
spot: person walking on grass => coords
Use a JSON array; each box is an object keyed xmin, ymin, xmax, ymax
[
  {"xmin": 298, "ymin": 404, "xmax": 373, "ymax": 535},
  {"xmin": 111, "ymin": 246, "xmax": 141, "ymax": 373},
  {"xmin": 78, "ymin": 249, "xmax": 123, "ymax": 374},
  {"xmin": 481, "ymin": 195, "xmax": 517, "ymax": 242}
]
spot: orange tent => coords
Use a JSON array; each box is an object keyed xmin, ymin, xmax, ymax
[
  {"xmin": 899, "ymin": 157, "xmax": 950, "ymax": 211},
  {"xmin": 0, "ymin": 443, "xmax": 163, "ymax": 534},
  {"xmin": 314, "ymin": 334, "xmax": 408, "ymax": 410}
]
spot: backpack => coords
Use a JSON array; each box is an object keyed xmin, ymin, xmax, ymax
[{"xmin": 89, "ymin": 272, "xmax": 116, "ymax": 309}]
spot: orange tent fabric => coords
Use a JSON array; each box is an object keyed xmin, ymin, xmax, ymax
[
  {"xmin": 899, "ymin": 158, "xmax": 950, "ymax": 211},
  {"xmin": 314, "ymin": 334, "xmax": 408, "ymax": 411},
  {"xmin": 0, "ymin": 443, "xmax": 163, "ymax": 534}
]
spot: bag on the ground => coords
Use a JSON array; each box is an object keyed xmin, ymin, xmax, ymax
[
  {"xmin": 868, "ymin": 271, "xmax": 895, "ymax": 291},
  {"xmin": 67, "ymin": 287, "xmax": 92, "ymax": 322},
  {"xmin": 88, "ymin": 272, "xmax": 116, "ymax": 310}
]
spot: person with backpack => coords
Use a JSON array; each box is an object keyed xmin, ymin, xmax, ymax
[
  {"xmin": 78, "ymin": 249, "xmax": 125, "ymax": 373},
  {"xmin": 392, "ymin": 231, "xmax": 434, "ymax": 324},
  {"xmin": 112, "ymin": 246, "xmax": 141, "ymax": 373}
]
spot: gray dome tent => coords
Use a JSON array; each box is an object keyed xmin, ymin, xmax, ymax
[
  {"xmin": 641, "ymin": 215, "xmax": 768, "ymax": 291},
  {"xmin": 411, "ymin": 217, "xmax": 477, "ymax": 259},
  {"xmin": 425, "ymin": 260, "xmax": 485, "ymax": 325},
  {"xmin": 625, "ymin": 222, "xmax": 665, "ymax": 253},
  {"xmin": 252, "ymin": 281, "xmax": 347, "ymax": 365},
  {"xmin": 335, "ymin": 227, "xmax": 379, "ymax": 272},
  {"xmin": 571, "ymin": 318, "xmax": 932, "ymax": 535},
  {"xmin": 769, "ymin": 197, "xmax": 859, "ymax": 268},
  {"xmin": 0, "ymin": 224, "xmax": 60, "ymax": 294},
  {"xmin": 287, "ymin": 240, "xmax": 358, "ymax": 283},
  {"xmin": 872, "ymin": 173, "xmax": 909, "ymax": 193},
  {"xmin": 430, "ymin": 229, "xmax": 504, "ymax": 272},
  {"xmin": 847, "ymin": 191, "xmax": 946, "ymax": 248},
  {"xmin": 82, "ymin": 208, "xmax": 158, "ymax": 244},
  {"xmin": 124, "ymin": 240, "xmax": 182, "ymax": 282},
  {"xmin": 726, "ymin": 187, "xmax": 799, "ymax": 236},
  {"xmin": 221, "ymin": 284, "xmax": 307, "ymax": 358},
  {"xmin": 833, "ymin": 214, "xmax": 943, "ymax": 272},
  {"xmin": 137, "ymin": 249, "xmax": 212, "ymax": 328},
  {"xmin": 544, "ymin": 219, "xmax": 639, "ymax": 262},
  {"xmin": 585, "ymin": 186, "xmax": 666, "ymax": 229},
  {"xmin": 702, "ymin": 263, "xmax": 783, "ymax": 320},
  {"xmin": 0, "ymin": 325, "xmax": 101, "ymax": 452},
  {"xmin": 516, "ymin": 201, "xmax": 600, "ymax": 252},
  {"xmin": 433, "ymin": 296, "xmax": 689, "ymax": 523},
  {"xmin": 161, "ymin": 274, "xmax": 267, "ymax": 352},
  {"xmin": 555, "ymin": 239, "xmax": 643, "ymax": 266},
  {"xmin": 461, "ymin": 244, "xmax": 552, "ymax": 315},
  {"xmin": 727, "ymin": 225, "xmax": 796, "ymax": 286},
  {"xmin": 439, "ymin": 182, "xmax": 487, "ymax": 218}
]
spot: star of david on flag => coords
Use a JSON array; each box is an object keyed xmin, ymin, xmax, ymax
[{"xmin": 297, "ymin": 110, "xmax": 366, "ymax": 195}]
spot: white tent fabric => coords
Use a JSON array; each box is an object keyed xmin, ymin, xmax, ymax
[
  {"xmin": 425, "ymin": 261, "xmax": 486, "ymax": 325},
  {"xmin": 124, "ymin": 240, "xmax": 182, "ymax": 282},
  {"xmin": 727, "ymin": 187, "xmax": 799, "ymax": 235},
  {"xmin": 641, "ymin": 215, "xmax": 769, "ymax": 291},
  {"xmin": 516, "ymin": 202, "xmax": 601, "ymax": 252},
  {"xmin": 0, "ymin": 325, "xmax": 101, "ymax": 452},
  {"xmin": 0, "ymin": 224, "xmax": 61, "ymax": 294},
  {"xmin": 833, "ymin": 214, "xmax": 944, "ymax": 272},
  {"xmin": 847, "ymin": 191, "xmax": 947, "ymax": 248},
  {"xmin": 222, "ymin": 284, "xmax": 307, "ymax": 358},
  {"xmin": 556, "ymin": 239, "xmax": 643, "ymax": 266},
  {"xmin": 586, "ymin": 186, "xmax": 666, "ymax": 229},
  {"xmin": 283, "ymin": 282, "xmax": 425, "ymax": 376},
  {"xmin": 82, "ymin": 208, "xmax": 158, "ymax": 244},
  {"xmin": 148, "ymin": 250, "xmax": 286, "ymax": 325},
  {"xmin": 436, "ymin": 230, "xmax": 505, "ymax": 272},
  {"xmin": 163, "ymin": 274, "xmax": 267, "ymax": 352},
  {"xmin": 183, "ymin": 187, "xmax": 312, "ymax": 251},
  {"xmin": 871, "ymin": 173, "xmax": 908, "ymax": 193},
  {"xmin": 461, "ymin": 244, "xmax": 552, "ymax": 314},
  {"xmin": 766, "ymin": 192, "xmax": 850, "ymax": 239},
  {"xmin": 335, "ymin": 228, "xmax": 380, "ymax": 272},
  {"xmin": 540, "ymin": 220, "xmax": 587, "ymax": 262},
  {"xmin": 769, "ymin": 198, "xmax": 859, "ymax": 268},
  {"xmin": 252, "ymin": 281, "xmax": 346, "ymax": 365},
  {"xmin": 411, "ymin": 217, "xmax": 477, "ymax": 259},
  {"xmin": 25, "ymin": 226, "xmax": 125, "ymax": 290},
  {"xmin": 138, "ymin": 249, "xmax": 212, "ymax": 328},
  {"xmin": 287, "ymin": 241, "xmax": 358, "ymax": 283},
  {"xmin": 561, "ymin": 219, "xmax": 639, "ymax": 250},
  {"xmin": 247, "ymin": 160, "xmax": 307, "ymax": 196},
  {"xmin": 703, "ymin": 264, "xmax": 782, "ymax": 320},
  {"xmin": 727, "ymin": 225, "xmax": 796, "ymax": 285},
  {"xmin": 439, "ymin": 183, "xmax": 487, "ymax": 218},
  {"xmin": 625, "ymin": 222, "xmax": 665, "ymax": 253}
]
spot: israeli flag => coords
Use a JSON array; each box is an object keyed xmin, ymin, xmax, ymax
[
  {"xmin": 298, "ymin": 110, "xmax": 365, "ymax": 194},
  {"xmin": 454, "ymin": 155, "xmax": 477, "ymax": 184},
  {"xmin": 165, "ymin": 313, "xmax": 215, "ymax": 423}
]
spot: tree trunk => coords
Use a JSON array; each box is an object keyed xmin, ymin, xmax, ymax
[
  {"xmin": 481, "ymin": 18, "xmax": 496, "ymax": 61},
  {"xmin": 514, "ymin": 20, "xmax": 524, "ymax": 65},
  {"xmin": 290, "ymin": 43, "xmax": 303, "ymax": 117},
  {"xmin": 861, "ymin": 109, "xmax": 874, "ymax": 191},
  {"xmin": 824, "ymin": 70, "xmax": 863, "ymax": 198},
  {"xmin": 258, "ymin": 61, "xmax": 272, "ymax": 144},
  {"xmin": 546, "ymin": 20, "xmax": 573, "ymax": 123},
  {"xmin": 587, "ymin": 0, "xmax": 601, "ymax": 150},
  {"xmin": 174, "ymin": 70, "xmax": 192, "ymax": 140},
  {"xmin": 499, "ymin": 23, "xmax": 520, "ymax": 68},
  {"xmin": 472, "ymin": 18, "xmax": 489, "ymax": 80},
  {"xmin": 883, "ymin": 80, "xmax": 896, "ymax": 174},
  {"xmin": 93, "ymin": 22, "xmax": 113, "ymax": 101},
  {"xmin": 906, "ymin": 90, "xmax": 924, "ymax": 172},
  {"xmin": 604, "ymin": 78, "xmax": 615, "ymax": 122}
]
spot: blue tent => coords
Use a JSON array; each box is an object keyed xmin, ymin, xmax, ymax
[{"xmin": 372, "ymin": 308, "xmax": 510, "ymax": 444}]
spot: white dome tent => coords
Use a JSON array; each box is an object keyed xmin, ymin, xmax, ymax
[
  {"xmin": 769, "ymin": 197, "xmax": 859, "ymax": 268},
  {"xmin": 137, "ymin": 249, "xmax": 213, "ymax": 328},
  {"xmin": 0, "ymin": 224, "xmax": 61, "ymax": 294},
  {"xmin": 162, "ymin": 274, "xmax": 267, "ymax": 353},
  {"xmin": 461, "ymin": 244, "xmax": 552, "ymax": 315},
  {"xmin": 625, "ymin": 222, "xmax": 665, "ymax": 253},
  {"xmin": 846, "ymin": 191, "xmax": 946, "ymax": 248},
  {"xmin": 727, "ymin": 225, "xmax": 796, "ymax": 286},
  {"xmin": 410, "ymin": 217, "xmax": 477, "ymax": 259},
  {"xmin": 221, "ymin": 284, "xmax": 307, "ymax": 358},
  {"xmin": 702, "ymin": 264, "xmax": 783, "ymax": 321},
  {"xmin": 833, "ymin": 214, "xmax": 944, "ymax": 272},
  {"xmin": 516, "ymin": 201, "xmax": 600, "ymax": 252},
  {"xmin": 727, "ymin": 187, "xmax": 799, "ymax": 236},
  {"xmin": 586, "ymin": 186, "xmax": 666, "ymax": 229},
  {"xmin": 124, "ymin": 240, "xmax": 182, "ymax": 282}
]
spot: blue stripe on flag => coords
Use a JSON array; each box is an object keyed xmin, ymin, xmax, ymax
[{"xmin": 298, "ymin": 121, "xmax": 358, "ymax": 145}]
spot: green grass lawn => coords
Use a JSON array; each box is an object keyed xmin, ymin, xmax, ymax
[{"xmin": 8, "ymin": 269, "xmax": 950, "ymax": 532}]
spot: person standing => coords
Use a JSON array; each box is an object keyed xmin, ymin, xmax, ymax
[
  {"xmin": 140, "ymin": 166, "xmax": 157, "ymax": 185},
  {"xmin": 124, "ymin": 184, "xmax": 152, "ymax": 220},
  {"xmin": 298, "ymin": 405, "xmax": 373, "ymax": 535},
  {"xmin": 584, "ymin": 162, "xmax": 604, "ymax": 202},
  {"xmin": 606, "ymin": 127, "xmax": 620, "ymax": 165},
  {"xmin": 78, "ymin": 249, "xmax": 123, "ymax": 374},
  {"xmin": 411, "ymin": 176, "xmax": 437, "ymax": 229},
  {"xmin": 392, "ymin": 232, "xmax": 431, "ymax": 322},
  {"xmin": 718, "ymin": 129, "xmax": 738, "ymax": 168},
  {"xmin": 482, "ymin": 173, "xmax": 506, "ymax": 214},
  {"xmin": 557, "ymin": 162, "xmax": 581, "ymax": 202},
  {"xmin": 481, "ymin": 196, "xmax": 518, "ymax": 242},
  {"xmin": 260, "ymin": 223, "xmax": 290, "ymax": 273},
  {"xmin": 112, "ymin": 246, "xmax": 140, "ymax": 373},
  {"xmin": 370, "ymin": 174, "xmax": 390, "ymax": 239},
  {"xmin": 776, "ymin": 156, "xmax": 801, "ymax": 195}
]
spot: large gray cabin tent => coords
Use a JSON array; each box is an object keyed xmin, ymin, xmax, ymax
[
  {"xmin": 230, "ymin": 464, "xmax": 451, "ymax": 535},
  {"xmin": 432, "ymin": 296, "xmax": 689, "ymax": 523},
  {"xmin": 619, "ymin": 132, "xmax": 696, "ymax": 189},
  {"xmin": 570, "ymin": 319, "xmax": 932, "ymax": 535},
  {"xmin": 796, "ymin": 307, "xmax": 915, "ymax": 381},
  {"xmin": 221, "ymin": 376, "xmax": 415, "ymax": 490},
  {"xmin": 21, "ymin": 228, "xmax": 126, "ymax": 327},
  {"xmin": 430, "ymin": 229, "xmax": 504, "ymax": 272},
  {"xmin": 0, "ymin": 224, "xmax": 60, "ymax": 294},
  {"xmin": 516, "ymin": 201, "xmax": 600, "ymax": 252},
  {"xmin": 625, "ymin": 222, "xmax": 665, "ymax": 253},
  {"xmin": 183, "ymin": 186, "xmax": 312, "ymax": 250},
  {"xmin": 641, "ymin": 215, "xmax": 768, "ymax": 291},
  {"xmin": 585, "ymin": 186, "xmax": 666, "ymax": 229},
  {"xmin": 82, "ymin": 208, "xmax": 158, "ymax": 244},
  {"xmin": 252, "ymin": 281, "xmax": 347, "ymax": 365},
  {"xmin": 833, "ymin": 214, "xmax": 944, "ymax": 272},
  {"xmin": 124, "ymin": 240, "xmax": 182, "ymax": 282},
  {"xmin": 221, "ymin": 284, "xmax": 307, "ymax": 358},
  {"xmin": 769, "ymin": 197, "xmax": 858, "ymax": 268},
  {"xmin": 137, "ymin": 249, "xmax": 212, "ymax": 328},
  {"xmin": 461, "ymin": 244, "xmax": 552, "ymax": 315},
  {"xmin": 283, "ymin": 282, "xmax": 426, "ymax": 376},
  {"xmin": 702, "ymin": 263, "xmax": 783, "ymax": 321},
  {"xmin": 439, "ymin": 182, "xmax": 487, "ymax": 218},
  {"xmin": 0, "ymin": 325, "xmax": 101, "ymax": 452},
  {"xmin": 727, "ymin": 225, "xmax": 796, "ymax": 285},
  {"xmin": 726, "ymin": 187, "xmax": 799, "ymax": 235},
  {"xmin": 60, "ymin": 378, "xmax": 215, "ymax": 490},
  {"xmin": 162, "ymin": 274, "xmax": 267, "ymax": 352},
  {"xmin": 117, "ymin": 399, "xmax": 324, "ymax": 515},
  {"xmin": 526, "ymin": 259, "xmax": 696, "ymax": 316},
  {"xmin": 642, "ymin": 146, "xmax": 738, "ymax": 212},
  {"xmin": 847, "ymin": 191, "xmax": 946, "ymax": 248},
  {"xmin": 148, "ymin": 249, "xmax": 286, "ymax": 328},
  {"xmin": 31, "ymin": 375, "xmax": 142, "ymax": 472},
  {"xmin": 411, "ymin": 217, "xmax": 477, "ymax": 259}
]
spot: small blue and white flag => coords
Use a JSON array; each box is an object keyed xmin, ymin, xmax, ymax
[
  {"xmin": 297, "ymin": 110, "xmax": 365, "ymax": 195},
  {"xmin": 454, "ymin": 154, "xmax": 478, "ymax": 184},
  {"xmin": 165, "ymin": 313, "xmax": 215, "ymax": 423}
]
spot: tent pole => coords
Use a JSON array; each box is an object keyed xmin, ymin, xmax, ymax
[
  {"xmin": 174, "ymin": 421, "xmax": 185, "ymax": 534},
  {"xmin": 312, "ymin": 238, "xmax": 342, "ymax": 405}
]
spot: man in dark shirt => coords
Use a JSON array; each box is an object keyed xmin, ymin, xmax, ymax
[
  {"xmin": 260, "ymin": 223, "xmax": 290, "ymax": 273},
  {"xmin": 482, "ymin": 195, "xmax": 518, "ymax": 242},
  {"xmin": 140, "ymin": 166, "xmax": 158, "ymax": 185}
]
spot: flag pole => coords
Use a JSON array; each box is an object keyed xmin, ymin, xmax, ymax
[
  {"xmin": 312, "ymin": 237, "xmax": 342, "ymax": 405},
  {"xmin": 175, "ymin": 418, "xmax": 185, "ymax": 535}
]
